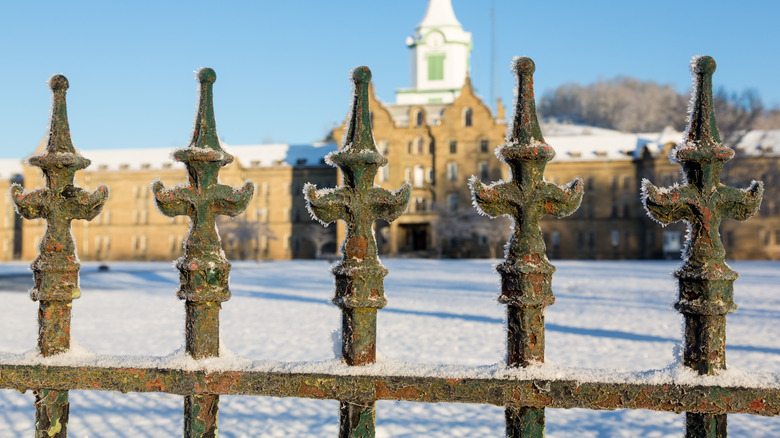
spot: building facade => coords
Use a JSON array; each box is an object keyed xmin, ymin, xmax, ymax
[{"xmin": 2, "ymin": 0, "xmax": 778, "ymax": 262}]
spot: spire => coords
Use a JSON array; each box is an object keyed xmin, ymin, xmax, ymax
[
  {"xmin": 418, "ymin": 0, "xmax": 461, "ymax": 28},
  {"xmin": 47, "ymin": 75, "xmax": 76, "ymax": 154},
  {"xmin": 685, "ymin": 56, "xmax": 721, "ymax": 145},
  {"xmin": 509, "ymin": 57, "xmax": 546, "ymax": 146},
  {"xmin": 344, "ymin": 66, "xmax": 375, "ymax": 152}
]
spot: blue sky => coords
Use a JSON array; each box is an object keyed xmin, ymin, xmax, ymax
[{"xmin": 0, "ymin": 0, "xmax": 777, "ymax": 159}]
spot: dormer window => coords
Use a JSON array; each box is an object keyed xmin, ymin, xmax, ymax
[
  {"xmin": 416, "ymin": 110, "xmax": 424, "ymax": 127},
  {"xmin": 463, "ymin": 108, "xmax": 473, "ymax": 127}
]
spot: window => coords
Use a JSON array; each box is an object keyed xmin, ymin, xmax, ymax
[
  {"xmin": 414, "ymin": 197, "xmax": 427, "ymax": 212},
  {"xmin": 427, "ymin": 54, "xmax": 444, "ymax": 80},
  {"xmin": 552, "ymin": 231, "xmax": 561, "ymax": 250},
  {"xmin": 479, "ymin": 139, "xmax": 489, "ymax": 154},
  {"xmin": 611, "ymin": 230, "xmax": 620, "ymax": 247},
  {"xmin": 478, "ymin": 162, "xmax": 489, "ymax": 181},
  {"xmin": 449, "ymin": 140, "xmax": 457, "ymax": 154},
  {"xmin": 415, "ymin": 110, "xmax": 424, "ymax": 127},
  {"xmin": 577, "ymin": 232, "xmax": 585, "ymax": 249},
  {"xmin": 464, "ymin": 108, "xmax": 473, "ymax": 127},
  {"xmin": 404, "ymin": 167, "xmax": 412, "ymax": 183},
  {"xmin": 586, "ymin": 177, "xmax": 595, "ymax": 190},
  {"xmin": 448, "ymin": 194, "xmax": 459, "ymax": 212},
  {"xmin": 379, "ymin": 165, "xmax": 390, "ymax": 183},
  {"xmin": 416, "ymin": 137, "xmax": 425, "ymax": 155},
  {"xmin": 611, "ymin": 176, "xmax": 619, "ymax": 190},
  {"xmin": 623, "ymin": 204, "xmax": 630, "ymax": 218},
  {"xmin": 414, "ymin": 165, "xmax": 425, "ymax": 188},
  {"xmin": 623, "ymin": 175, "xmax": 632, "ymax": 191},
  {"xmin": 426, "ymin": 168, "xmax": 434, "ymax": 183},
  {"xmin": 378, "ymin": 141, "xmax": 389, "ymax": 155},
  {"xmin": 446, "ymin": 162, "xmax": 458, "ymax": 181}
]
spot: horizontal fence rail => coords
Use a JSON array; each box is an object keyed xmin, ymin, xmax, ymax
[
  {"xmin": 0, "ymin": 364, "xmax": 778, "ymax": 415},
  {"xmin": 0, "ymin": 56, "xmax": 776, "ymax": 437}
]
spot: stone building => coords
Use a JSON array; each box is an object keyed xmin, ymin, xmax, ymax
[
  {"xmin": 2, "ymin": 0, "xmax": 778, "ymax": 262},
  {"xmin": 11, "ymin": 141, "xmax": 337, "ymax": 262}
]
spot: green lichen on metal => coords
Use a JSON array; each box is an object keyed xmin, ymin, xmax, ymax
[
  {"xmin": 470, "ymin": 57, "xmax": 582, "ymax": 438},
  {"xmin": 642, "ymin": 56, "xmax": 763, "ymax": 438},
  {"xmin": 339, "ymin": 401, "xmax": 376, "ymax": 438},
  {"xmin": 185, "ymin": 394, "xmax": 219, "ymax": 438},
  {"xmin": 305, "ymin": 66, "xmax": 410, "ymax": 366},
  {"xmin": 10, "ymin": 75, "xmax": 108, "ymax": 355},
  {"xmin": 10, "ymin": 74, "xmax": 108, "ymax": 438},
  {"xmin": 152, "ymin": 68, "xmax": 254, "ymax": 358},
  {"xmin": 506, "ymin": 406, "xmax": 544, "ymax": 438},
  {"xmin": 641, "ymin": 56, "xmax": 763, "ymax": 376},
  {"xmin": 34, "ymin": 388, "xmax": 68, "ymax": 438},
  {"xmin": 470, "ymin": 58, "xmax": 583, "ymax": 366},
  {"xmin": 2, "ymin": 364, "xmax": 779, "ymax": 416},
  {"xmin": 152, "ymin": 67, "xmax": 252, "ymax": 438},
  {"xmin": 305, "ymin": 65, "xmax": 410, "ymax": 438}
]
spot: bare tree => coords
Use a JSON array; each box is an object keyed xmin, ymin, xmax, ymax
[
  {"xmin": 436, "ymin": 209, "xmax": 511, "ymax": 258},
  {"xmin": 305, "ymin": 223, "xmax": 336, "ymax": 259},
  {"xmin": 217, "ymin": 216, "xmax": 275, "ymax": 260}
]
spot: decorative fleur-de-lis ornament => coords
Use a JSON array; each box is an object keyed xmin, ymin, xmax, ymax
[
  {"xmin": 152, "ymin": 68, "xmax": 254, "ymax": 358},
  {"xmin": 470, "ymin": 57, "xmax": 583, "ymax": 366},
  {"xmin": 642, "ymin": 56, "xmax": 763, "ymax": 375},
  {"xmin": 11, "ymin": 74, "xmax": 108, "ymax": 438},
  {"xmin": 11, "ymin": 75, "xmax": 108, "ymax": 354},
  {"xmin": 305, "ymin": 66, "xmax": 411, "ymax": 366}
]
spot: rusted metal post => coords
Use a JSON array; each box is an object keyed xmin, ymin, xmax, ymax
[
  {"xmin": 471, "ymin": 57, "xmax": 583, "ymax": 438},
  {"xmin": 11, "ymin": 75, "xmax": 108, "ymax": 438},
  {"xmin": 152, "ymin": 68, "xmax": 254, "ymax": 438},
  {"xmin": 306, "ymin": 66, "xmax": 411, "ymax": 438},
  {"xmin": 642, "ymin": 56, "xmax": 763, "ymax": 438}
]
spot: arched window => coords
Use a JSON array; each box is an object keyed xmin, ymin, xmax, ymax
[
  {"xmin": 463, "ymin": 108, "xmax": 473, "ymax": 127},
  {"xmin": 416, "ymin": 110, "xmax": 424, "ymax": 127}
]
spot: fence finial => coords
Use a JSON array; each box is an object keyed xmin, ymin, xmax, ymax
[
  {"xmin": 306, "ymin": 66, "xmax": 410, "ymax": 364},
  {"xmin": 11, "ymin": 74, "xmax": 108, "ymax": 341},
  {"xmin": 152, "ymin": 67, "xmax": 254, "ymax": 354},
  {"xmin": 686, "ymin": 56, "xmax": 721, "ymax": 145},
  {"xmin": 10, "ymin": 74, "xmax": 108, "ymax": 438},
  {"xmin": 509, "ymin": 57, "xmax": 545, "ymax": 145}
]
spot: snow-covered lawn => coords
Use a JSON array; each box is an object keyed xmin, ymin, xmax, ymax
[{"xmin": 0, "ymin": 259, "xmax": 778, "ymax": 437}]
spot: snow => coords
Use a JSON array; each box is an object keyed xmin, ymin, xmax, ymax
[{"xmin": 0, "ymin": 259, "xmax": 778, "ymax": 437}]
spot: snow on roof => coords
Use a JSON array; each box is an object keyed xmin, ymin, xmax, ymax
[
  {"xmin": 44, "ymin": 142, "xmax": 339, "ymax": 172},
  {"xmin": 731, "ymin": 129, "xmax": 780, "ymax": 156},
  {"xmin": 541, "ymin": 125, "xmax": 683, "ymax": 162},
  {"xmin": 227, "ymin": 142, "xmax": 338, "ymax": 167},
  {"xmin": 0, "ymin": 159, "xmax": 22, "ymax": 180}
]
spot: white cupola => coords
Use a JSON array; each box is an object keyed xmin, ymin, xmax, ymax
[{"xmin": 396, "ymin": 0, "xmax": 472, "ymax": 105}]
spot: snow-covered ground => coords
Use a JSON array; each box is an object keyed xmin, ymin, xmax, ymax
[{"xmin": 0, "ymin": 259, "xmax": 778, "ymax": 437}]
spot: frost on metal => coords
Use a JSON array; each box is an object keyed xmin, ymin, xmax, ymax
[
  {"xmin": 305, "ymin": 66, "xmax": 410, "ymax": 367},
  {"xmin": 151, "ymin": 68, "xmax": 253, "ymax": 438},
  {"xmin": 641, "ymin": 55, "xmax": 764, "ymax": 438},
  {"xmin": 470, "ymin": 57, "xmax": 583, "ymax": 366},
  {"xmin": 9, "ymin": 74, "xmax": 109, "ymax": 438},
  {"xmin": 470, "ymin": 57, "xmax": 583, "ymax": 438},
  {"xmin": 305, "ymin": 65, "xmax": 410, "ymax": 438}
]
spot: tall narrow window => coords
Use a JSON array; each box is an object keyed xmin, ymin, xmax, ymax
[
  {"xmin": 478, "ymin": 162, "xmax": 489, "ymax": 181},
  {"xmin": 449, "ymin": 140, "xmax": 457, "ymax": 154},
  {"xmin": 415, "ymin": 111, "xmax": 424, "ymax": 127},
  {"xmin": 479, "ymin": 139, "xmax": 489, "ymax": 153},
  {"xmin": 447, "ymin": 162, "xmax": 458, "ymax": 181},
  {"xmin": 464, "ymin": 108, "xmax": 473, "ymax": 127},
  {"xmin": 427, "ymin": 54, "xmax": 444, "ymax": 80}
]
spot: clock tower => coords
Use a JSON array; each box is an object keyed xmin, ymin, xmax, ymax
[{"xmin": 396, "ymin": 0, "xmax": 472, "ymax": 105}]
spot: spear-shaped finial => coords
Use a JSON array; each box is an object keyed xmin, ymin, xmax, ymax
[
  {"xmin": 47, "ymin": 75, "xmax": 78, "ymax": 155},
  {"xmin": 10, "ymin": 74, "xmax": 108, "ymax": 438},
  {"xmin": 685, "ymin": 56, "xmax": 721, "ymax": 145},
  {"xmin": 344, "ymin": 66, "xmax": 375, "ymax": 153},
  {"xmin": 642, "ymin": 53, "xmax": 764, "ymax": 438},
  {"xmin": 510, "ymin": 57, "xmax": 545, "ymax": 145},
  {"xmin": 471, "ymin": 56, "xmax": 583, "ymax": 437}
]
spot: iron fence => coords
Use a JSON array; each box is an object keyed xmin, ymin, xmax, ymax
[{"xmin": 0, "ymin": 56, "xmax": 777, "ymax": 437}]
